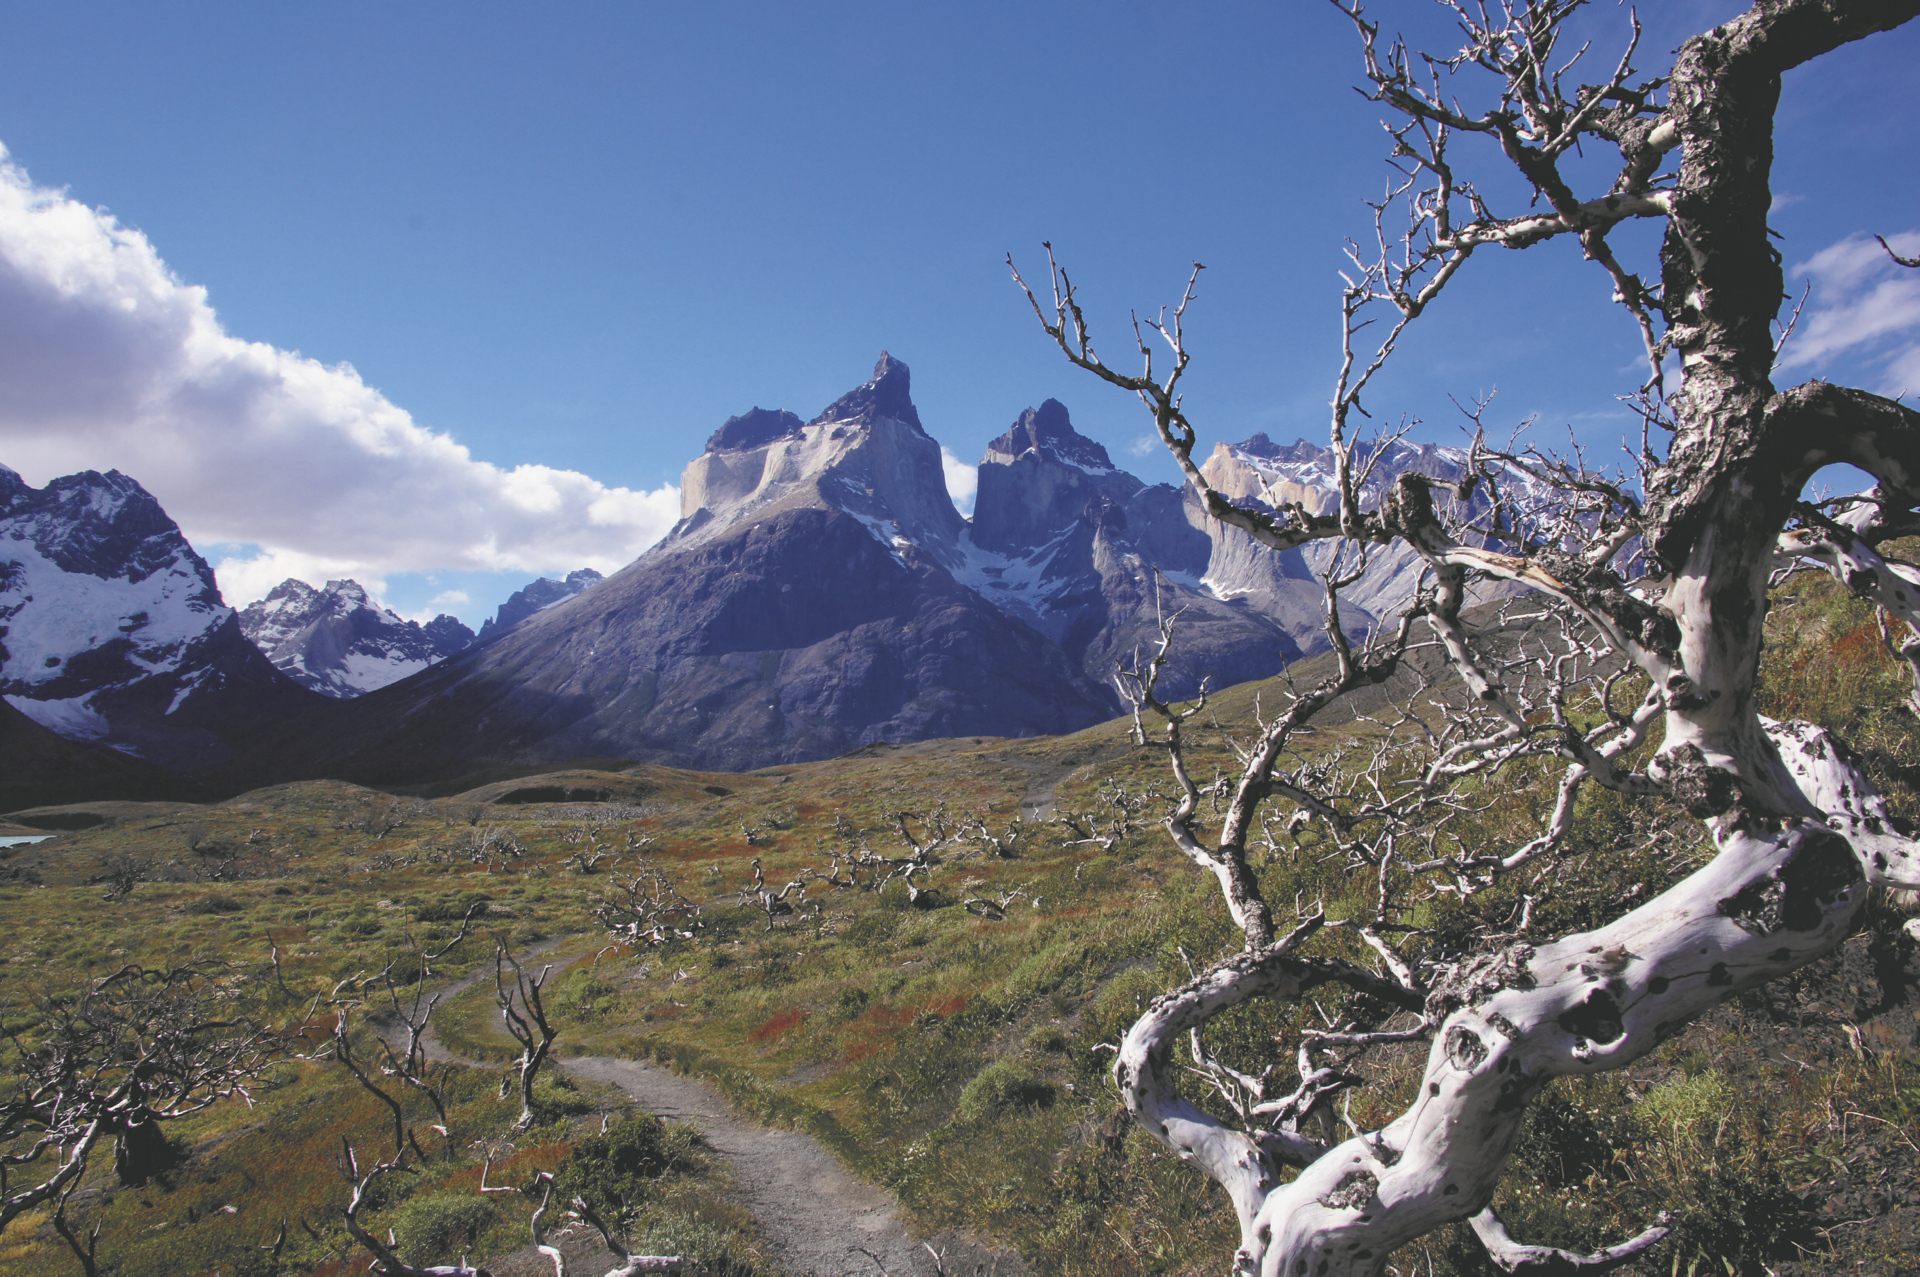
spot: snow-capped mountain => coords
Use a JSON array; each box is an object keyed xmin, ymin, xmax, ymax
[
  {"xmin": 238, "ymin": 578, "xmax": 475, "ymax": 698},
  {"xmin": 0, "ymin": 465, "xmax": 322, "ymax": 769},
  {"xmin": 475, "ymin": 569, "xmax": 602, "ymax": 643},
  {"xmin": 1198, "ymin": 433, "xmax": 1558, "ymax": 647}
]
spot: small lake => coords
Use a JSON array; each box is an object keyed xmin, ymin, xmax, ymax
[{"xmin": 0, "ymin": 835, "xmax": 53, "ymax": 848}]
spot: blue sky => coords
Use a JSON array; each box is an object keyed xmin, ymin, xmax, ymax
[{"xmin": 0, "ymin": 1, "xmax": 1915, "ymax": 626}]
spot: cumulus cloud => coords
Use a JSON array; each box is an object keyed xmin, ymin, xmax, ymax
[
  {"xmin": 940, "ymin": 446, "xmax": 977, "ymax": 517},
  {"xmin": 0, "ymin": 144, "xmax": 680, "ymax": 605},
  {"xmin": 1778, "ymin": 230, "xmax": 1920, "ymax": 397}
]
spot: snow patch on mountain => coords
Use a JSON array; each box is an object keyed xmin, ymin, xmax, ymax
[
  {"xmin": 238, "ymin": 578, "xmax": 475, "ymax": 698},
  {"xmin": 0, "ymin": 464, "xmax": 319, "ymax": 766},
  {"xmin": 9, "ymin": 692, "xmax": 111, "ymax": 740}
]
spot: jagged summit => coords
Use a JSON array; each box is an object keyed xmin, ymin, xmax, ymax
[
  {"xmin": 2, "ymin": 466, "xmax": 194, "ymax": 584},
  {"xmin": 1230, "ymin": 432, "xmax": 1323, "ymax": 465},
  {"xmin": 706, "ymin": 408, "xmax": 805, "ymax": 454},
  {"xmin": 475, "ymin": 569, "xmax": 603, "ymax": 642},
  {"xmin": 810, "ymin": 351, "xmax": 923, "ymax": 431},
  {"xmin": 0, "ymin": 467, "xmax": 319, "ymax": 767},
  {"xmin": 238, "ymin": 578, "xmax": 474, "ymax": 698},
  {"xmin": 673, "ymin": 352, "xmax": 962, "ymax": 559},
  {"xmin": 985, "ymin": 399, "xmax": 1115, "ymax": 473}
]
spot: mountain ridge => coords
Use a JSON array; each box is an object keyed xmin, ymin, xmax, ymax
[{"xmin": 6, "ymin": 354, "xmax": 1557, "ymax": 793}]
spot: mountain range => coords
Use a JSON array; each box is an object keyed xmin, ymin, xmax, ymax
[{"xmin": 2, "ymin": 353, "xmax": 1548, "ymax": 796}]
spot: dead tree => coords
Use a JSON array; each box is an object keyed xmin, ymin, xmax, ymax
[
  {"xmin": 738, "ymin": 857, "xmax": 820, "ymax": 928},
  {"xmin": 496, "ymin": 940, "xmax": 560, "ymax": 1130},
  {"xmin": 595, "ymin": 862, "xmax": 704, "ymax": 945},
  {"xmin": 327, "ymin": 904, "xmax": 486, "ymax": 1160},
  {"xmin": 521, "ymin": 1171, "xmax": 685, "ymax": 1276},
  {"xmin": 0, "ymin": 965, "xmax": 273, "ymax": 1235},
  {"xmin": 337, "ymin": 1137, "xmax": 493, "ymax": 1276},
  {"xmin": 1015, "ymin": 2, "xmax": 1920, "ymax": 1273}
]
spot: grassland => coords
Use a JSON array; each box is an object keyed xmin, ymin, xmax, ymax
[{"xmin": 1, "ymin": 571, "xmax": 1918, "ymax": 1275}]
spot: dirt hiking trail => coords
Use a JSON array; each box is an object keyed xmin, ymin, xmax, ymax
[{"xmin": 419, "ymin": 951, "xmax": 1022, "ymax": 1276}]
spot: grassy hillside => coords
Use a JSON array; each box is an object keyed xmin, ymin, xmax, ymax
[{"xmin": 1, "ymin": 572, "xmax": 1917, "ymax": 1274}]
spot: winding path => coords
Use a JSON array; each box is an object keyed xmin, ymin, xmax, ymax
[{"xmin": 421, "ymin": 951, "xmax": 1018, "ymax": 1276}]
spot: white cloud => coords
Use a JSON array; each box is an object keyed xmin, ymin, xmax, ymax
[
  {"xmin": 0, "ymin": 144, "xmax": 680, "ymax": 606},
  {"xmin": 1127, "ymin": 435, "xmax": 1160, "ymax": 458},
  {"xmin": 406, "ymin": 589, "xmax": 474, "ymax": 625},
  {"xmin": 940, "ymin": 446, "xmax": 977, "ymax": 517},
  {"xmin": 1779, "ymin": 230, "xmax": 1920, "ymax": 397}
]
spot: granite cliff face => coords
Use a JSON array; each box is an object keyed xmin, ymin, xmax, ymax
[
  {"xmin": 1197, "ymin": 434, "xmax": 1553, "ymax": 648},
  {"xmin": 0, "ymin": 465, "xmax": 322, "ymax": 769},
  {"xmin": 238, "ymin": 578, "xmax": 475, "ymax": 698},
  {"xmin": 960, "ymin": 400, "xmax": 1300, "ymax": 699}
]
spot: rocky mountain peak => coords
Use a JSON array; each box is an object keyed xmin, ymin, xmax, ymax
[
  {"xmin": 810, "ymin": 351, "xmax": 922, "ymax": 432},
  {"xmin": 969, "ymin": 399, "xmax": 1144, "ymax": 556},
  {"xmin": 0, "ymin": 463, "xmax": 30, "ymax": 505},
  {"xmin": 985, "ymin": 398, "xmax": 1114, "ymax": 473},
  {"xmin": 1, "ymin": 468, "xmax": 319, "ymax": 766},
  {"xmin": 1230, "ymin": 432, "xmax": 1326, "ymax": 466},
  {"xmin": 3, "ymin": 468, "xmax": 201, "ymax": 585},
  {"xmin": 706, "ymin": 407, "xmax": 805, "ymax": 454},
  {"xmin": 238, "ymin": 578, "xmax": 475, "ymax": 699},
  {"xmin": 475, "ymin": 569, "xmax": 604, "ymax": 642},
  {"xmin": 673, "ymin": 353, "xmax": 962, "ymax": 561}
]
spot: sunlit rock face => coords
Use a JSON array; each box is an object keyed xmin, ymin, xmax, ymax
[{"xmin": 1197, "ymin": 434, "xmax": 1556, "ymax": 651}]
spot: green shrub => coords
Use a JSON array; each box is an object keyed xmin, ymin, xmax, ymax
[
  {"xmin": 414, "ymin": 892, "xmax": 492, "ymax": 923},
  {"xmin": 533, "ymin": 1074, "xmax": 592, "ymax": 1118},
  {"xmin": 845, "ymin": 912, "xmax": 898, "ymax": 947},
  {"xmin": 957, "ymin": 1060, "xmax": 1055, "ymax": 1123},
  {"xmin": 390, "ymin": 1192, "xmax": 495, "ymax": 1264},
  {"xmin": 1025, "ymin": 1025, "xmax": 1068, "ymax": 1054},
  {"xmin": 556, "ymin": 968, "xmax": 617, "ymax": 1020},
  {"xmin": 556, "ymin": 1112, "xmax": 699, "ymax": 1223}
]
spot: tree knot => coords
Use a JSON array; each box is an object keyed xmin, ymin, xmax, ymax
[
  {"xmin": 1718, "ymin": 825, "xmax": 1864, "ymax": 934},
  {"xmin": 1318, "ymin": 1167, "xmax": 1380, "ymax": 1212},
  {"xmin": 1425, "ymin": 944, "xmax": 1535, "ymax": 1020},
  {"xmin": 1655, "ymin": 742, "xmax": 1739, "ymax": 817}
]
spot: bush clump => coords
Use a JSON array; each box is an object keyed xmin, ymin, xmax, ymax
[
  {"xmin": 414, "ymin": 892, "xmax": 492, "ymax": 923},
  {"xmin": 957, "ymin": 1060, "xmax": 1055, "ymax": 1123},
  {"xmin": 555, "ymin": 1112, "xmax": 700, "ymax": 1225},
  {"xmin": 389, "ymin": 1192, "xmax": 495, "ymax": 1264}
]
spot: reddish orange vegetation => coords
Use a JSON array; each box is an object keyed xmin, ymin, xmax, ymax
[
  {"xmin": 839, "ymin": 994, "xmax": 969, "ymax": 1064},
  {"xmin": 748, "ymin": 1006, "xmax": 809, "ymax": 1042},
  {"xmin": 928, "ymin": 994, "xmax": 968, "ymax": 1018}
]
